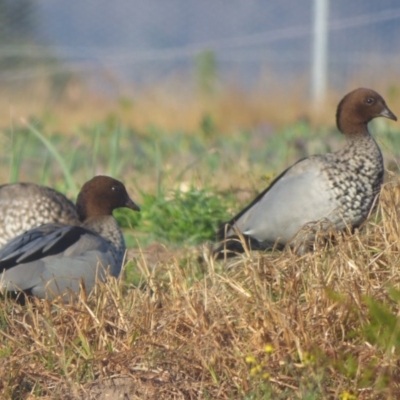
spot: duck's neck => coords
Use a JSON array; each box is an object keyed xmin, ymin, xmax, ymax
[
  {"xmin": 339, "ymin": 119, "xmax": 369, "ymax": 136},
  {"xmin": 83, "ymin": 216, "xmax": 125, "ymax": 249},
  {"xmin": 340, "ymin": 126, "xmax": 383, "ymax": 169},
  {"xmin": 83, "ymin": 216, "xmax": 126, "ymax": 276},
  {"xmin": 345, "ymin": 130, "xmax": 373, "ymax": 145}
]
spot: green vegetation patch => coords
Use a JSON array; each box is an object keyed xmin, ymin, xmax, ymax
[{"xmin": 116, "ymin": 186, "xmax": 234, "ymax": 247}]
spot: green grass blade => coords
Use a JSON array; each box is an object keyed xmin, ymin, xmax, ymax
[
  {"xmin": 8, "ymin": 124, "xmax": 26, "ymax": 183},
  {"xmin": 108, "ymin": 123, "xmax": 121, "ymax": 177},
  {"xmin": 22, "ymin": 118, "xmax": 78, "ymax": 193}
]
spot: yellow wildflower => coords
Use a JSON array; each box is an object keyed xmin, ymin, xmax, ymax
[
  {"xmin": 340, "ymin": 391, "xmax": 356, "ymax": 400},
  {"xmin": 250, "ymin": 365, "xmax": 263, "ymax": 376},
  {"xmin": 245, "ymin": 355, "xmax": 256, "ymax": 364},
  {"xmin": 264, "ymin": 344, "xmax": 274, "ymax": 354}
]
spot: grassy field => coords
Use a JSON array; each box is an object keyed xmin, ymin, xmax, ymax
[{"xmin": 1, "ymin": 88, "xmax": 400, "ymax": 399}]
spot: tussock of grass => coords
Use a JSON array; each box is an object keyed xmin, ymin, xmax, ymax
[{"xmin": 2, "ymin": 183, "xmax": 400, "ymax": 399}]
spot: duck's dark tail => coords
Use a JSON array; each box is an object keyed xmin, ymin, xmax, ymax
[{"xmin": 213, "ymin": 225, "xmax": 281, "ymax": 259}]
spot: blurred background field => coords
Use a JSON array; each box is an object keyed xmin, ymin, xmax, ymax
[
  {"xmin": 3, "ymin": 1, "xmax": 400, "ymax": 398},
  {"xmin": 2, "ymin": 0, "xmax": 400, "ymax": 132},
  {"xmin": 2, "ymin": 0, "xmax": 400, "ymax": 250}
]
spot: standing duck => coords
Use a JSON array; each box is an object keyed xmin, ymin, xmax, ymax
[
  {"xmin": 0, "ymin": 175, "xmax": 139, "ymax": 299},
  {"xmin": 216, "ymin": 88, "xmax": 397, "ymax": 257},
  {"xmin": 0, "ymin": 183, "xmax": 79, "ymax": 248}
]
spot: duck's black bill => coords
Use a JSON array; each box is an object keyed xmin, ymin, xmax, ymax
[
  {"xmin": 126, "ymin": 198, "xmax": 140, "ymax": 212},
  {"xmin": 381, "ymin": 107, "xmax": 397, "ymax": 121}
]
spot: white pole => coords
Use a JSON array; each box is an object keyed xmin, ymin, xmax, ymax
[{"xmin": 311, "ymin": 0, "xmax": 329, "ymax": 108}]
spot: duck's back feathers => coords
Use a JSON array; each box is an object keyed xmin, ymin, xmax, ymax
[{"xmin": 0, "ymin": 183, "xmax": 79, "ymax": 248}]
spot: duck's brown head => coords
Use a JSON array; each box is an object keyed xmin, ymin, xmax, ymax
[
  {"xmin": 76, "ymin": 176, "xmax": 140, "ymax": 222},
  {"xmin": 336, "ymin": 88, "xmax": 397, "ymax": 136}
]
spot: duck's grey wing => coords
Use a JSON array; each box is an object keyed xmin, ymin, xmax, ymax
[
  {"xmin": 220, "ymin": 157, "xmax": 339, "ymax": 245},
  {"xmin": 0, "ymin": 229, "xmax": 114, "ymax": 297},
  {"xmin": 217, "ymin": 163, "xmax": 295, "ymax": 240},
  {"xmin": 0, "ymin": 225, "xmax": 95, "ymax": 271}
]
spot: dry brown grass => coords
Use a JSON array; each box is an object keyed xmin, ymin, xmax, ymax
[
  {"xmin": 1, "ymin": 180, "xmax": 400, "ymax": 399},
  {"xmin": 1, "ymin": 74, "xmax": 400, "ymax": 399},
  {"xmin": 2, "ymin": 74, "xmax": 400, "ymax": 134}
]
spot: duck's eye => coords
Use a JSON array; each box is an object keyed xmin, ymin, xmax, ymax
[
  {"xmin": 365, "ymin": 97, "xmax": 374, "ymax": 105},
  {"xmin": 111, "ymin": 186, "xmax": 118, "ymax": 192}
]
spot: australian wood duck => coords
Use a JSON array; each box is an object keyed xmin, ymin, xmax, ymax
[
  {"xmin": 0, "ymin": 176, "xmax": 139, "ymax": 299},
  {"xmin": 0, "ymin": 183, "xmax": 79, "ymax": 248},
  {"xmin": 216, "ymin": 88, "xmax": 397, "ymax": 257}
]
